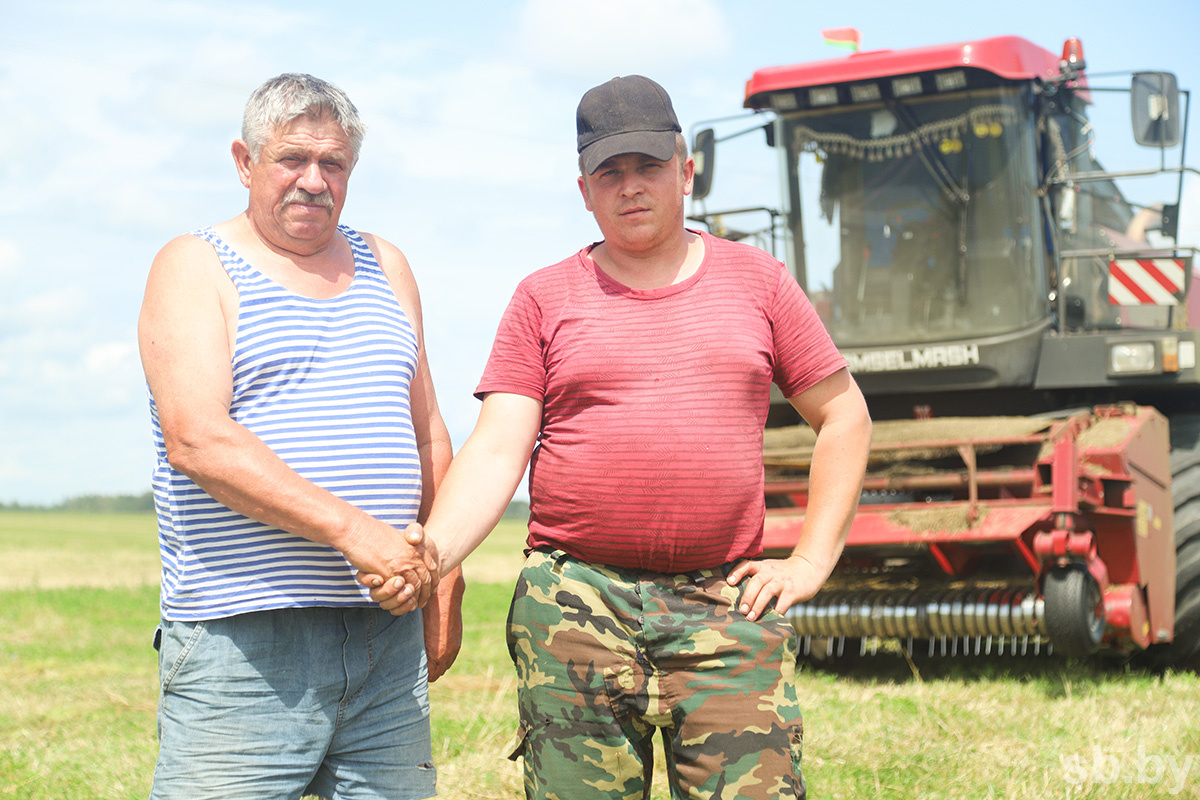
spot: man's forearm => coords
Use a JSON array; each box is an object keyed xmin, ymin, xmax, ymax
[
  {"xmin": 422, "ymin": 392, "xmax": 542, "ymax": 575},
  {"xmin": 423, "ymin": 438, "xmax": 528, "ymax": 575},
  {"xmin": 792, "ymin": 422, "xmax": 868, "ymax": 578},
  {"xmin": 165, "ymin": 417, "xmax": 416, "ymax": 577},
  {"xmin": 424, "ymin": 565, "xmax": 466, "ymax": 619},
  {"xmin": 789, "ymin": 415, "xmax": 871, "ymax": 580},
  {"xmin": 417, "ymin": 430, "xmax": 454, "ymax": 524}
]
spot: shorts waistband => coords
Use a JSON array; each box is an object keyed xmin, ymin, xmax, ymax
[{"xmin": 527, "ymin": 546, "xmax": 736, "ymax": 583}]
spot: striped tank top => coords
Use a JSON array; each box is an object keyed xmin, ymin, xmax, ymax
[{"xmin": 149, "ymin": 225, "xmax": 422, "ymax": 621}]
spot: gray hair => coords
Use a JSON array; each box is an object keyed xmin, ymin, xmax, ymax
[{"xmin": 242, "ymin": 73, "xmax": 366, "ymax": 164}]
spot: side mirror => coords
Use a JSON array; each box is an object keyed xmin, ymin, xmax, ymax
[
  {"xmin": 692, "ymin": 128, "xmax": 716, "ymax": 201},
  {"xmin": 1132, "ymin": 71, "xmax": 1181, "ymax": 147}
]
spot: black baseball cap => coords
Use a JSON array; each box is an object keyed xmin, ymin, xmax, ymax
[{"xmin": 576, "ymin": 75, "xmax": 682, "ymax": 175}]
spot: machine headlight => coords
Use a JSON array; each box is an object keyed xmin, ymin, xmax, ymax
[
  {"xmin": 1109, "ymin": 342, "xmax": 1158, "ymax": 375},
  {"xmin": 850, "ymin": 82, "xmax": 881, "ymax": 103},
  {"xmin": 770, "ymin": 92, "xmax": 799, "ymax": 111},
  {"xmin": 809, "ymin": 86, "xmax": 839, "ymax": 107},
  {"xmin": 891, "ymin": 76, "xmax": 923, "ymax": 97},
  {"xmin": 935, "ymin": 70, "xmax": 968, "ymax": 92}
]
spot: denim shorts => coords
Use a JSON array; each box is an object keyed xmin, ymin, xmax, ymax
[{"xmin": 149, "ymin": 606, "xmax": 435, "ymax": 800}]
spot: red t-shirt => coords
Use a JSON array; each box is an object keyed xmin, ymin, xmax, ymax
[{"xmin": 477, "ymin": 232, "xmax": 845, "ymax": 572}]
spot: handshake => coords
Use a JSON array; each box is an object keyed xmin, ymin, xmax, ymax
[{"xmin": 351, "ymin": 522, "xmax": 441, "ymax": 616}]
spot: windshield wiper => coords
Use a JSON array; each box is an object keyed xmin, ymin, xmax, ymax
[
  {"xmin": 885, "ymin": 98, "xmax": 970, "ymax": 206},
  {"xmin": 884, "ymin": 98, "xmax": 972, "ymax": 307}
]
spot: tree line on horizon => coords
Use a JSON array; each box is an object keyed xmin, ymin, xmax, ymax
[{"xmin": 0, "ymin": 491, "xmax": 156, "ymax": 513}]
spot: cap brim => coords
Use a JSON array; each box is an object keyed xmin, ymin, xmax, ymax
[{"xmin": 581, "ymin": 129, "xmax": 677, "ymax": 174}]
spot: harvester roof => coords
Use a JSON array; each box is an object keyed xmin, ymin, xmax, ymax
[{"xmin": 744, "ymin": 35, "xmax": 1064, "ymax": 109}]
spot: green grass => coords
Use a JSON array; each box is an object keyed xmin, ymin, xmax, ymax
[
  {"xmin": 3, "ymin": 512, "xmax": 1200, "ymax": 799},
  {"xmin": 795, "ymin": 658, "xmax": 1200, "ymax": 799},
  {"xmin": 428, "ymin": 581, "xmax": 524, "ymax": 799},
  {"xmin": 0, "ymin": 585, "xmax": 160, "ymax": 799}
]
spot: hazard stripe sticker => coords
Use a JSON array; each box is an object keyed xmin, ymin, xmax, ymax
[{"xmin": 1108, "ymin": 258, "xmax": 1186, "ymax": 305}]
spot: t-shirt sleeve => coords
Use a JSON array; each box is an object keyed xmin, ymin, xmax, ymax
[
  {"xmin": 475, "ymin": 282, "xmax": 547, "ymax": 401},
  {"xmin": 770, "ymin": 266, "xmax": 847, "ymax": 398}
]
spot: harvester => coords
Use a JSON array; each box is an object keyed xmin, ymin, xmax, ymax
[{"xmin": 690, "ymin": 35, "xmax": 1200, "ymax": 666}]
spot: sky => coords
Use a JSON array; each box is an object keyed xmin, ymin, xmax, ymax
[{"xmin": 3, "ymin": 0, "xmax": 1200, "ymax": 505}]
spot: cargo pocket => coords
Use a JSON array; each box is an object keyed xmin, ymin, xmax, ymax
[
  {"xmin": 789, "ymin": 720, "xmax": 807, "ymax": 800},
  {"xmin": 504, "ymin": 723, "xmax": 530, "ymax": 762}
]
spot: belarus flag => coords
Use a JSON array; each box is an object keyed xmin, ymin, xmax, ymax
[{"xmin": 822, "ymin": 27, "xmax": 861, "ymax": 52}]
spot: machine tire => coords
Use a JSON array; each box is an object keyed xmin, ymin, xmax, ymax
[
  {"xmin": 1164, "ymin": 415, "xmax": 1200, "ymax": 669},
  {"xmin": 1043, "ymin": 565, "xmax": 1105, "ymax": 658}
]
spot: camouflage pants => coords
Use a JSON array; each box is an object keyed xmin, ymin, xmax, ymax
[{"xmin": 505, "ymin": 549, "xmax": 805, "ymax": 800}]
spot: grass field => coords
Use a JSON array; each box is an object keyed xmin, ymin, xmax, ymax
[{"xmin": 3, "ymin": 512, "xmax": 1200, "ymax": 799}]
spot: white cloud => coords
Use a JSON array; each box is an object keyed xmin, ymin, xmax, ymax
[
  {"xmin": 0, "ymin": 334, "xmax": 143, "ymax": 417},
  {"xmin": 0, "ymin": 275, "xmax": 141, "ymax": 424},
  {"xmin": 85, "ymin": 341, "xmax": 138, "ymax": 374},
  {"xmin": 0, "ymin": 240, "xmax": 19, "ymax": 279},
  {"xmin": 515, "ymin": 0, "xmax": 730, "ymax": 80},
  {"xmin": 352, "ymin": 58, "xmax": 573, "ymax": 188},
  {"xmin": 19, "ymin": 285, "xmax": 89, "ymax": 323}
]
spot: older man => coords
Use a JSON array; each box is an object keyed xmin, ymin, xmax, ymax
[
  {"xmin": 367, "ymin": 75, "xmax": 871, "ymax": 799},
  {"xmin": 139, "ymin": 73, "xmax": 459, "ymax": 799}
]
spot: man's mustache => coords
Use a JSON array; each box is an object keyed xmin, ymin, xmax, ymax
[{"xmin": 282, "ymin": 188, "xmax": 334, "ymax": 209}]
